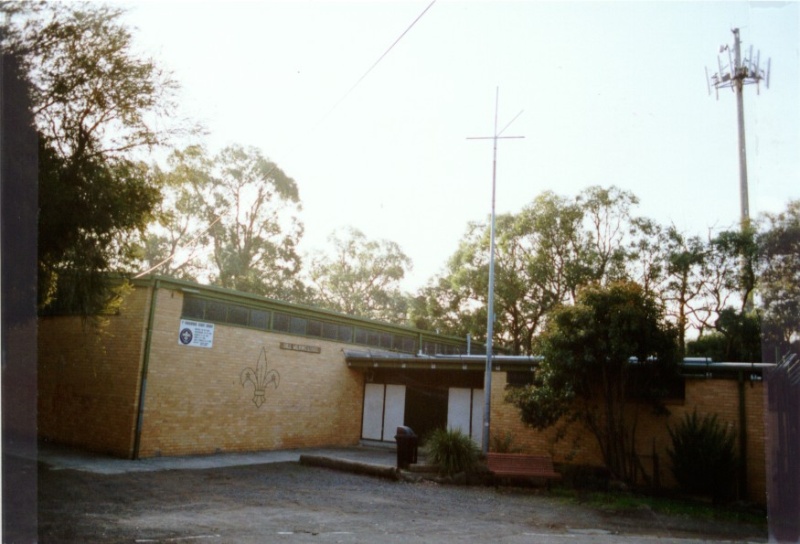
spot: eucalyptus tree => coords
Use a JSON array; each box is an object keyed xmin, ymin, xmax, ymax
[
  {"xmin": 190, "ymin": 145, "xmax": 304, "ymax": 300},
  {"xmin": 408, "ymin": 276, "xmax": 475, "ymax": 338},
  {"xmin": 412, "ymin": 186, "xmax": 649, "ymax": 354},
  {"xmin": 661, "ymin": 226, "xmax": 707, "ymax": 355},
  {"xmin": 757, "ymin": 200, "xmax": 800, "ymax": 356},
  {"xmin": 2, "ymin": 2, "xmax": 184, "ymax": 314},
  {"xmin": 306, "ymin": 227, "xmax": 412, "ymax": 324},
  {"xmin": 626, "ymin": 217, "xmax": 667, "ymax": 297},
  {"xmin": 140, "ymin": 146, "xmax": 214, "ymax": 282},
  {"xmin": 142, "ymin": 145, "xmax": 304, "ymax": 300},
  {"xmin": 577, "ymin": 185, "xmax": 640, "ymax": 284}
]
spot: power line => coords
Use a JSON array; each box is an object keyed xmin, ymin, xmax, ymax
[
  {"xmin": 317, "ymin": 0, "xmax": 437, "ymax": 126},
  {"xmin": 136, "ymin": 1, "xmax": 437, "ymax": 278}
]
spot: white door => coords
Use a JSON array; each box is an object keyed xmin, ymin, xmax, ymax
[
  {"xmin": 361, "ymin": 383, "xmax": 385, "ymax": 441},
  {"xmin": 382, "ymin": 384, "xmax": 406, "ymax": 441},
  {"xmin": 447, "ymin": 387, "xmax": 472, "ymax": 435}
]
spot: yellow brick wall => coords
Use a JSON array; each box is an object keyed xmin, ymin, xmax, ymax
[
  {"xmin": 492, "ymin": 372, "xmax": 767, "ymax": 503},
  {"xmin": 491, "ymin": 373, "xmax": 603, "ymax": 464},
  {"xmin": 37, "ymin": 286, "xmax": 151, "ymax": 457},
  {"xmin": 136, "ymin": 286, "xmax": 365, "ymax": 457}
]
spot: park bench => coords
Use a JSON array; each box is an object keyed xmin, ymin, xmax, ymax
[{"xmin": 486, "ymin": 452, "xmax": 562, "ymax": 489}]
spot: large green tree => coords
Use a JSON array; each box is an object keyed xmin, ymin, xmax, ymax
[
  {"xmin": 758, "ymin": 200, "xmax": 800, "ymax": 355},
  {"xmin": 144, "ymin": 145, "xmax": 304, "ymax": 301},
  {"xmin": 2, "ymin": 2, "xmax": 182, "ymax": 313},
  {"xmin": 412, "ymin": 186, "xmax": 647, "ymax": 354},
  {"xmin": 306, "ymin": 227, "xmax": 412, "ymax": 324},
  {"xmin": 507, "ymin": 281, "xmax": 679, "ymax": 483},
  {"xmin": 140, "ymin": 146, "xmax": 213, "ymax": 282},
  {"xmin": 661, "ymin": 226, "xmax": 707, "ymax": 356}
]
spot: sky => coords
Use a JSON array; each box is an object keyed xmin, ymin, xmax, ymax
[{"xmin": 122, "ymin": 0, "xmax": 800, "ymax": 292}]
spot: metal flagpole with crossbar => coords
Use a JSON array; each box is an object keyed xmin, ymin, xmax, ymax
[{"xmin": 467, "ymin": 87, "xmax": 524, "ymax": 454}]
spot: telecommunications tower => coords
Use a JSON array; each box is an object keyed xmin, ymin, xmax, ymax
[{"xmin": 706, "ymin": 28, "xmax": 770, "ymax": 227}]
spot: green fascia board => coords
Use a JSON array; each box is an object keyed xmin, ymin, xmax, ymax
[{"xmin": 132, "ymin": 274, "xmax": 478, "ymax": 349}]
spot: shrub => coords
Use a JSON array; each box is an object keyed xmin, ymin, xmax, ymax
[
  {"xmin": 424, "ymin": 428, "xmax": 480, "ymax": 476},
  {"xmin": 667, "ymin": 410, "xmax": 738, "ymax": 503},
  {"xmin": 490, "ymin": 432, "xmax": 522, "ymax": 454}
]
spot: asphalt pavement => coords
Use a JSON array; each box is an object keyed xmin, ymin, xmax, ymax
[{"xmin": 12, "ymin": 441, "xmax": 770, "ymax": 543}]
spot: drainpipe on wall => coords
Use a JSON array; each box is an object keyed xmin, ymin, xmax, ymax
[
  {"xmin": 738, "ymin": 371, "xmax": 748, "ymax": 500},
  {"xmin": 132, "ymin": 278, "xmax": 159, "ymax": 460}
]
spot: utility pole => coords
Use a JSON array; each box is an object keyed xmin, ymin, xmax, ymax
[
  {"xmin": 706, "ymin": 28, "xmax": 771, "ymax": 228},
  {"xmin": 467, "ymin": 88, "xmax": 524, "ymax": 454}
]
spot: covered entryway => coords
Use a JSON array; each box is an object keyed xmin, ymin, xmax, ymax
[
  {"xmin": 404, "ymin": 385, "xmax": 448, "ymax": 442},
  {"xmin": 349, "ymin": 351, "xmax": 537, "ymax": 447}
]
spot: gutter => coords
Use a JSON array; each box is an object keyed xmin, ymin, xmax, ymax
[{"xmin": 132, "ymin": 278, "xmax": 159, "ymax": 460}]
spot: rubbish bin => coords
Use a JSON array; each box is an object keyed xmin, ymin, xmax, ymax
[{"xmin": 395, "ymin": 426, "xmax": 418, "ymax": 469}]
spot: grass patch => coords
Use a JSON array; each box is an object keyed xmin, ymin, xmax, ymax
[{"xmin": 552, "ymin": 488, "xmax": 767, "ymax": 528}]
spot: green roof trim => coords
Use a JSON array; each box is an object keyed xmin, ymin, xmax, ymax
[{"xmin": 135, "ymin": 274, "xmax": 485, "ymax": 355}]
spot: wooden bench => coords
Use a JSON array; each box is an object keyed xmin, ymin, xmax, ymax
[{"xmin": 486, "ymin": 453, "xmax": 562, "ymax": 489}]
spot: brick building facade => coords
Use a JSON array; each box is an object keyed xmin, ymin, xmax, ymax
[{"xmin": 38, "ymin": 276, "xmax": 770, "ymax": 503}]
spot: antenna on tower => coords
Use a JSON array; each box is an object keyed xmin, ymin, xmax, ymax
[{"xmin": 705, "ymin": 28, "xmax": 771, "ymax": 227}]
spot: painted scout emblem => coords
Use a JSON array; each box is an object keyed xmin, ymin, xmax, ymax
[{"xmin": 240, "ymin": 347, "xmax": 280, "ymax": 408}]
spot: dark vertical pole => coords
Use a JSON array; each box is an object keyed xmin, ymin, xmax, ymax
[
  {"xmin": 1, "ymin": 51, "xmax": 40, "ymax": 543},
  {"xmin": 738, "ymin": 371, "xmax": 748, "ymax": 499}
]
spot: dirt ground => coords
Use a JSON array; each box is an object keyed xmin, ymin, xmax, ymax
[{"xmin": 34, "ymin": 456, "xmax": 768, "ymax": 544}]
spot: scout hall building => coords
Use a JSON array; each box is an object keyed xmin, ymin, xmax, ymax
[{"xmin": 37, "ymin": 275, "xmax": 771, "ymax": 502}]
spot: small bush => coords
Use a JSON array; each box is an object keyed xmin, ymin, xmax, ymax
[
  {"xmin": 667, "ymin": 410, "xmax": 738, "ymax": 503},
  {"xmin": 424, "ymin": 428, "xmax": 480, "ymax": 476},
  {"xmin": 490, "ymin": 432, "xmax": 522, "ymax": 454}
]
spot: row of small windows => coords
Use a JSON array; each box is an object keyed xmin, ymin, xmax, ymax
[{"xmin": 182, "ymin": 296, "xmax": 467, "ymax": 355}]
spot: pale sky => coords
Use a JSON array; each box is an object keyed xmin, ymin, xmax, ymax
[{"xmin": 122, "ymin": 1, "xmax": 800, "ymax": 292}]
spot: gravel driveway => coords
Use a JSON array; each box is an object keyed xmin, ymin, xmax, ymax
[{"xmin": 35, "ymin": 454, "xmax": 767, "ymax": 544}]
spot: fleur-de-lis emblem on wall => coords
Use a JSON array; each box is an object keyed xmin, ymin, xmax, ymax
[{"xmin": 240, "ymin": 347, "xmax": 280, "ymax": 408}]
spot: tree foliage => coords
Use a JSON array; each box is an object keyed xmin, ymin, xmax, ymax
[
  {"xmin": 306, "ymin": 227, "xmax": 412, "ymax": 324},
  {"xmin": 687, "ymin": 308, "xmax": 762, "ymax": 362},
  {"xmin": 144, "ymin": 145, "xmax": 305, "ymax": 301},
  {"xmin": 140, "ymin": 146, "xmax": 214, "ymax": 282},
  {"xmin": 507, "ymin": 281, "xmax": 679, "ymax": 483},
  {"xmin": 412, "ymin": 186, "xmax": 647, "ymax": 354},
  {"xmin": 3, "ymin": 2, "xmax": 179, "ymax": 158},
  {"xmin": 37, "ymin": 144, "xmax": 161, "ymax": 313},
  {"xmin": 660, "ymin": 227, "xmax": 706, "ymax": 355},
  {"xmin": 411, "ymin": 183, "xmax": 782, "ymax": 364},
  {"xmin": 758, "ymin": 200, "xmax": 800, "ymax": 356},
  {"xmin": 3, "ymin": 2, "xmax": 182, "ymax": 314}
]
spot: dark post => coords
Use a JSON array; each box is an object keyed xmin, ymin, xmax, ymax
[{"xmin": 2, "ymin": 51, "xmax": 40, "ymax": 543}]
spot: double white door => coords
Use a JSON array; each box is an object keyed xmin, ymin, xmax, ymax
[{"xmin": 361, "ymin": 383, "xmax": 483, "ymax": 445}]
